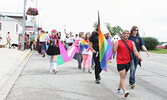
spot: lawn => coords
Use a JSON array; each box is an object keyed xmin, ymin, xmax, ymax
[{"xmin": 148, "ymin": 48, "xmax": 167, "ymax": 54}]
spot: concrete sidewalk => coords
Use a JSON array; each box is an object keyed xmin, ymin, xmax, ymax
[
  {"xmin": 5, "ymin": 51, "xmax": 167, "ymax": 100},
  {"xmin": 0, "ymin": 48, "xmax": 31, "ymax": 100}
]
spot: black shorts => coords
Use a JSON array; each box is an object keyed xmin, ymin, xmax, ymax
[{"xmin": 117, "ymin": 62, "xmax": 131, "ymax": 72}]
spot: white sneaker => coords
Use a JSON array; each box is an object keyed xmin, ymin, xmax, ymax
[
  {"xmin": 88, "ymin": 68, "xmax": 92, "ymax": 73},
  {"xmin": 124, "ymin": 91, "xmax": 129, "ymax": 97},
  {"xmin": 117, "ymin": 89, "xmax": 123, "ymax": 95}
]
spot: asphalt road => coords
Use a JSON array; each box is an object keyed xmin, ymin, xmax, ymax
[{"xmin": 6, "ymin": 51, "xmax": 167, "ymax": 100}]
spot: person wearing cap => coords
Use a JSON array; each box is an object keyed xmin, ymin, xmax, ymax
[
  {"xmin": 129, "ymin": 26, "xmax": 149, "ymax": 89},
  {"xmin": 46, "ymin": 29, "xmax": 60, "ymax": 73},
  {"xmin": 112, "ymin": 30, "xmax": 142, "ymax": 97}
]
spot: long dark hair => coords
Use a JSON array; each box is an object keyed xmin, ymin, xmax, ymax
[
  {"xmin": 84, "ymin": 32, "xmax": 90, "ymax": 40},
  {"xmin": 130, "ymin": 26, "xmax": 140, "ymax": 38}
]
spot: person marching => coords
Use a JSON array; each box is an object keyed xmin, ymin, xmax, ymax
[
  {"xmin": 112, "ymin": 30, "xmax": 142, "ymax": 97},
  {"xmin": 46, "ymin": 29, "xmax": 60, "ymax": 73},
  {"xmin": 29, "ymin": 32, "xmax": 35, "ymax": 51},
  {"xmin": 73, "ymin": 32, "xmax": 84, "ymax": 69},
  {"xmin": 129, "ymin": 26, "xmax": 149, "ymax": 89},
  {"xmin": 39, "ymin": 30, "xmax": 47, "ymax": 57},
  {"xmin": 81, "ymin": 32, "xmax": 92, "ymax": 73},
  {"xmin": 89, "ymin": 30, "xmax": 102, "ymax": 84}
]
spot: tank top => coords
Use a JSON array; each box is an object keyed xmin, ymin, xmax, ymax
[{"xmin": 117, "ymin": 40, "xmax": 133, "ymax": 64}]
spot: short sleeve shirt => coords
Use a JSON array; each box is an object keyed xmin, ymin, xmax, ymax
[
  {"xmin": 129, "ymin": 36, "xmax": 144, "ymax": 52},
  {"xmin": 89, "ymin": 32, "xmax": 99, "ymax": 52}
]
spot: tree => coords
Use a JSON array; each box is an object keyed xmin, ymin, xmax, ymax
[
  {"xmin": 93, "ymin": 22, "xmax": 123, "ymax": 36},
  {"xmin": 93, "ymin": 22, "xmax": 98, "ymax": 30},
  {"xmin": 110, "ymin": 26, "xmax": 123, "ymax": 36}
]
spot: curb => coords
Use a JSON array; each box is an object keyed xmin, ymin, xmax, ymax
[
  {"xmin": 19, "ymin": 50, "xmax": 31, "ymax": 62},
  {"xmin": 0, "ymin": 50, "xmax": 32, "ymax": 100}
]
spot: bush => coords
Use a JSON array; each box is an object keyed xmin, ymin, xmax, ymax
[{"xmin": 142, "ymin": 37, "xmax": 159, "ymax": 50}]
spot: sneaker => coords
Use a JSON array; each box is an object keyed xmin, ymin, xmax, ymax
[
  {"xmin": 124, "ymin": 91, "xmax": 129, "ymax": 97},
  {"xmin": 53, "ymin": 70, "xmax": 58, "ymax": 74},
  {"xmin": 91, "ymin": 66, "xmax": 95, "ymax": 70},
  {"xmin": 95, "ymin": 79, "xmax": 100, "ymax": 84},
  {"xmin": 117, "ymin": 89, "xmax": 123, "ymax": 95},
  {"xmin": 131, "ymin": 84, "xmax": 135, "ymax": 89},
  {"xmin": 88, "ymin": 68, "xmax": 92, "ymax": 73}
]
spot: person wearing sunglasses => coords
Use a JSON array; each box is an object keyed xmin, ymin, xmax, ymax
[{"xmin": 129, "ymin": 26, "xmax": 149, "ymax": 89}]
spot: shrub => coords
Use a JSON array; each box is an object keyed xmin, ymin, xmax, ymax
[{"xmin": 142, "ymin": 37, "xmax": 159, "ymax": 50}]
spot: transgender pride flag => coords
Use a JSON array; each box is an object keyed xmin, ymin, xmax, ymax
[
  {"xmin": 39, "ymin": 33, "xmax": 49, "ymax": 42},
  {"xmin": 98, "ymin": 11, "xmax": 113, "ymax": 72}
]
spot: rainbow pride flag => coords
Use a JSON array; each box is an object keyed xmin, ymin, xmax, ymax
[
  {"xmin": 39, "ymin": 33, "xmax": 49, "ymax": 42},
  {"xmin": 79, "ymin": 39, "xmax": 90, "ymax": 53},
  {"xmin": 98, "ymin": 11, "xmax": 113, "ymax": 72}
]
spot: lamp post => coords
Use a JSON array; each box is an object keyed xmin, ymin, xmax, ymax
[{"xmin": 21, "ymin": 0, "xmax": 26, "ymax": 51}]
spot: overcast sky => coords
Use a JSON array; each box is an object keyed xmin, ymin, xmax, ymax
[{"xmin": 0, "ymin": 0, "xmax": 167, "ymax": 41}]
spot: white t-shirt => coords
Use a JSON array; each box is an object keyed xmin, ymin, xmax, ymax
[
  {"xmin": 66, "ymin": 36, "xmax": 74, "ymax": 43},
  {"xmin": 82, "ymin": 47, "xmax": 92, "ymax": 55}
]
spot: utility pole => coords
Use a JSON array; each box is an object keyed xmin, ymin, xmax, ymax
[{"xmin": 21, "ymin": 0, "xmax": 26, "ymax": 51}]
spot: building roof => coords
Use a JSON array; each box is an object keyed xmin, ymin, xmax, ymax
[{"xmin": 0, "ymin": 16, "xmax": 17, "ymax": 21}]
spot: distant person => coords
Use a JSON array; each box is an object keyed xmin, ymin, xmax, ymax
[
  {"xmin": 57, "ymin": 31, "xmax": 61, "ymax": 40},
  {"xmin": 128, "ymin": 26, "xmax": 149, "ymax": 89},
  {"xmin": 5, "ymin": 32, "xmax": 11, "ymax": 48},
  {"xmin": 73, "ymin": 32, "xmax": 83, "ymax": 69},
  {"xmin": 66, "ymin": 32, "xmax": 74, "ymax": 49},
  {"xmin": 39, "ymin": 30, "xmax": 48, "ymax": 57},
  {"xmin": 29, "ymin": 32, "xmax": 35, "ymax": 51},
  {"xmin": 46, "ymin": 29, "xmax": 60, "ymax": 73},
  {"xmin": 112, "ymin": 30, "xmax": 142, "ymax": 97},
  {"xmin": 75, "ymin": 34, "xmax": 78, "ymax": 40},
  {"xmin": 112, "ymin": 33, "xmax": 121, "ymax": 59}
]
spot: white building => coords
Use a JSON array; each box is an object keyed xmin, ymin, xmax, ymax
[{"xmin": 0, "ymin": 16, "xmax": 22, "ymax": 45}]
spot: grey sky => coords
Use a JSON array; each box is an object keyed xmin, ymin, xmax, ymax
[{"xmin": 0, "ymin": 0, "xmax": 166, "ymax": 41}]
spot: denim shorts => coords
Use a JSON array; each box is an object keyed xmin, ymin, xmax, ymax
[{"xmin": 117, "ymin": 62, "xmax": 131, "ymax": 72}]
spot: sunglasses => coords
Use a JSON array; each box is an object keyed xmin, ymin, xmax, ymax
[{"xmin": 134, "ymin": 30, "xmax": 138, "ymax": 31}]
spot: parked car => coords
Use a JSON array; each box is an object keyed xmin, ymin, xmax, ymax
[{"xmin": 157, "ymin": 43, "xmax": 167, "ymax": 49}]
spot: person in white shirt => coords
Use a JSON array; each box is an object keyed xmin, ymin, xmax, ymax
[{"xmin": 81, "ymin": 32, "xmax": 92, "ymax": 73}]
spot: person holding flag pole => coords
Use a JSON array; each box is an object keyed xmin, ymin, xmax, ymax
[{"xmin": 89, "ymin": 11, "xmax": 113, "ymax": 84}]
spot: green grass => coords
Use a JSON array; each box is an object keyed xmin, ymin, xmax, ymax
[{"xmin": 148, "ymin": 48, "xmax": 167, "ymax": 54}]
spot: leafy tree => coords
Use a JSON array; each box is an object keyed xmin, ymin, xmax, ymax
[
  {"xmin": 110, "ymin": 26, "xmax": 123, "ymax": 36},
  {"xmin": 93, "ymin": 22, "xmax": 123, "ymax": 36},
  {"xmin": 142, "ymin": 37, "xmax": 159, "ymax": 50},
  {"xmin": 93, "ymin": 22, "xmax": 98, "ymax": 30}
]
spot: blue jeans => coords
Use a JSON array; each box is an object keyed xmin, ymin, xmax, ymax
[
  {"xmin": 129, "ymin": 57, "xmax": 138, "ymax": 85},
  {"xmin": 91, "ymin": 56, "xmax": 95, "ymax": 66}
]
